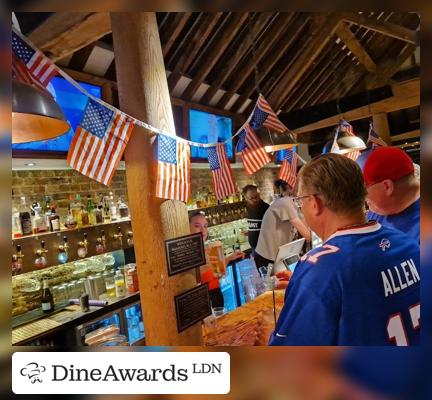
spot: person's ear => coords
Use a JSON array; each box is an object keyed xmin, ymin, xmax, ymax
[
  {"xmin": 310, "ymin": 195, "xmax": 324, "ymax": 217},
  {"xmin": 382, "ymin": 179, "xmax": 394, "ymax": 196}
]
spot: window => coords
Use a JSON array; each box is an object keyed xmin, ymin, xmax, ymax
[
  {"xmin": 189, "ymin": 109, "xmax": 233, "ymax": 160},
  {"xmin": 12, "ymin": 76, "xmax": 102, "ymax": 153}
]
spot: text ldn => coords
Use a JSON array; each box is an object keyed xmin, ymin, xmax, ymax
[
  {"xmin": 52, "ymin": 364, "xmax": 188, "ymax": 382},
  {"xmin": 192, "ymin": 363, "xmax": 222, "ymax": 374}
]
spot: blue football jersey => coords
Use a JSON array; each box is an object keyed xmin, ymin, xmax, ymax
[
  {"xmin": 368, "ymin": 198, "xmax": 420, "ymax": 243},
  {"xmin": 269, "ymin": 222, "xmax": 420, "ymax": 346}
]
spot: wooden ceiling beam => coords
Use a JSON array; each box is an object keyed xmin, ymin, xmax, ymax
[
  {"xmin": 231, "ymin": 13, "xmax": 308, "ymax": 114},
  {"xmin": 267, "ymin": 14, "xmax": 344, "ymax": 111},
  {"xmin": 335, "ymin": 22, "xmax": 376, "ymax": 72},
  {"xmin": 200, "ymin": 12, "xmax": 275, "ymax": 106},
  {"xmin": 28, "ymin": 12, "xmax": 111, "ymax": 62},
  {"xmin": 216, "ymin": 12, "xmax": 294, "ymax": 110},
  {"xmin": 161, "ymin": 12, "xmax": 192, "ymax": 58},
  {"xmin": 293, "ymin": 79, "xmax": 419, "ymax": 135},
  {"xmin": 391, "ymin": 129, "xmax": 420, "ymax": 142},
  {"xmin": 341, "ymin": 12, "xmax": 418, "ymax": 45},
  {"xmin": 168, "ymin": 12, "xmax": 223, "ymax": 92},
  {"xmin": 182, "ymin": 12, "xmax": 249, "ymax": 101}
]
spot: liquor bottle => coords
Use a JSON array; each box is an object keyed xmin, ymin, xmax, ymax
[
  {"xmin": 114, "ymin": 269, "xmax": 126, "ymax": 297},
  {"xmin": 109, "ymin": 192, "xmax": 118, "ymax": 221},
  {"xmin": 41, "ymin": 278, "xmax": 54, "ymax": 313},
  {"xmin": 12, "ymin": 205, "xmax": 22, "ymax": 238},
  {"xmin": 86, "ymin": 195, "xmax": 96, "ymax": 225},
  {"xmin": 79, "ymin": 206, "xmax": 90, "ymax": 227},
  {"xmin": 32, "ymin": 205, "xmax": 48, "ymax": 234},
  {"xmin": 103, "ymin": 196, "xmax": 111, "ymax": 223},
  {"xmin": 64, "ymin": 206, "xmax": 78, "ymax": 229},
  {"xmin": 117, "ymin": 198, "xmax": 129, "ymax": 219},
  {"xmin": 94, "ymin": 205, "xmax": 103, "ymax": 224},
  {"xmin": 18, "ymin": 197, "xmax": 32, "ymax": 236},
  {"xmin": 70, "ymin": 194, "xmax": 82, "ymax": 222},
  {"xmin": 48, "ymin": 207, "xmax": 60, "ymax": 232}
]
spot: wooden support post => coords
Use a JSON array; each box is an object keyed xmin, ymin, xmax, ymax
[
  {"xmin": 372, "ymin": 112, "xmax": 392, "ymax": 145},
  {"xmin": 111, "ymin": 12, "xmax": 202, "ymax": 346}
]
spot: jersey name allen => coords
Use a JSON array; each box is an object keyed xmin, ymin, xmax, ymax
[{"xmin": 381, "ymin": 258, "xmax": 420, "ymax": 297}]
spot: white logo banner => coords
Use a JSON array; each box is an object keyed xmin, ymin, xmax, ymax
[{"xmin": 13, "ymin": 351, "xmax": 230, "ymax": 394}]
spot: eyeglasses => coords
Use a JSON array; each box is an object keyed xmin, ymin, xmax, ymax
[{"xmin": 292, "ymin": 194, "xmax": 320, "ymax": 208}]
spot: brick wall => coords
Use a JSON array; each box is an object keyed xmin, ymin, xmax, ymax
[{"xmin": 12, "ymin": 166, "xmax": 279, "ymax": 216}]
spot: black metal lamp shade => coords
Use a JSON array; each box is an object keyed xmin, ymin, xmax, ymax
[{"xmin": 12, "ymin": 80, "xmax": 70, "ymax": 144}]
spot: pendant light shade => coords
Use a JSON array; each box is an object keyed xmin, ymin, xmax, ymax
[
  {"xmin": 337, "ymin": 133, "xmax": 367, "ymax": 153},
  {"xmin": 249, "ymin": 126, "xmax": 297, "ymax": 153},
  {"xmin": 12, "ymin": 80, "xmax": 70, "ymax": 144}
]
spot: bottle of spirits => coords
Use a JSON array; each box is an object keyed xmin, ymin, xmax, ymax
[
  {"xmin": 12, "ymin": 205, "xmax": 22, "ymax": 238},
  {"xmin": 117, "ymin": 198, "xmax": 129, "ymax": 219},
  {"xmin": 64, "ymin": 206, "xmax": 77, "ymax": 229},
  {"xmin": 86, "ymin": 195, "xmax": 96, "ymax": 225},
  {"xmin": 109, "ymin": 192, "xmax": 118, "ymax": 221},
  {"xmin": 94, "ymin": 205, "xmax": 103, "ymax": 224},
  {"xmin": 32, "ymin": 205, "xmax": 48, "ymax": 234},
  {"xmin": 41, "ymin": 278, "xmax": 54, "ymax": 313},
  {"xmin": 48, "ymin": 207, "xmax": 60, "ymax": 232},
  {"xmin": 18, "ymin": 197, "xmax": 32, "ymax": 236},
  {"xmin": 79, "ymin": 205, "xmax": 90, "ymax": 227},
  {"xmin": 70, "ymin": 194, "xmax": 82, "ymax": 222},
  {"xmin": 103, "ymin": 196, "xmax": 111, "ymax": 223}
]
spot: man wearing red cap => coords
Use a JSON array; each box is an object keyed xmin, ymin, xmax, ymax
[{"xmin": 363, "ymin": 147, "xmax": 420, "ymax": 243}]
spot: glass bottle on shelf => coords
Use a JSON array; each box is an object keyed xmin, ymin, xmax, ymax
[
  {"xmin": 18, "ymin": 197, "xmax": 32, "ymax": 236},
  {"xmin": 32, "ymin": 205, "xmax": 48, "ymax": 234},
  {"xmin": 12, "ymin": 205, "xmax": 22, "ymax": 238},
  {"xmin": 79, "ymin": 205, "xmax": 90, "ymax": 227},
  {"xmin": 109, "ymin": 192, "xmax": 118, "ymax": 221},
  {"xmin": 41, "ymin": 278, "xmax": 54, "ymax": 313},
  {"xmin": 93, "ymin": 205, "xmax": 103, "ymax": 224},
  {"xmin": 114, "ymin": 269, "xmax": 126, "ymax": 297},
  {"xmin": 86, "ymin": 195, "xmax": 96, "ymax": 225},
  {"xmin": 48, "ymin": 207, "xmax": 60, "ymax": 232},
  {"xmin": 118, "ymin": 198, "xmax": 129, "ymax": 219},
  {"xmin": 103, "ymin": 196, "xmax": 111, "ymax": 223},
  {"xmin": 64, "ymin": 206, "xmax": 77, "ymax": 229}
]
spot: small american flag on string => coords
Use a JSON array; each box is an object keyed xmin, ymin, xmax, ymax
[
  {"xmin": 12, "ymin": 54, "xmax": 46, "ymax": 91},
  {"xmin": 367, "ymin": 123, "xmax": 388, "ymax": 148},
  {"xmin": 156, "ymin": 134, "xmax": 191, "ymax": 202},
  {"xmin": 340, "ymin": 120, "xmax": 360, "ymax": 161},
  {"xmin": 236, "ymin": 123, "xmax": 271, "ymax": 175},
  {"xmin": 67, "ymin": 99, "xmax": 135, "ymax": 186},
  {"xmin": 278, "ymin": 149, "xmax": 298, "ymax": 189},
  {"xmin": 250, "ymin": 94, "xmax": 288, "ymax": 133},
  {"xmin": 208, "ymin": 143, "xmax": 237, "ymax": 200},
  {"xmin": 12, "ymin": 31, "xmax": 57, "ymax": 87}
]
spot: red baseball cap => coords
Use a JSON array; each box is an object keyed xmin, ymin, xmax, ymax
[{"xmin": 363, "ymin": 147, "xmax": 414, "ymax": 186}]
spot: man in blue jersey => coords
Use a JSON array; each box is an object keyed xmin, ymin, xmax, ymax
[
  {"xmin": 269, "ymin": 154, "xmax": 420, "ymax": 346},
  {"xmin": 364, "ymin": 146, "xmax": 420, "ymax": 243}
]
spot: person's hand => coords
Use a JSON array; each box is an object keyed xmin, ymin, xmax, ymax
[{"xmin": 275, "ymin": 270, "xmax": 293, "ymax": 289}]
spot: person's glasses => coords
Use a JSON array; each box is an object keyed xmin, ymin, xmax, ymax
[{"xmin": 292, "ymin": 194, "xmax": 319, "ymax": 208}]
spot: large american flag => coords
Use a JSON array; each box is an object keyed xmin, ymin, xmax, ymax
[
  {"xmin": 367, "ymin": 123, "xmax": 388, "ymax": 148},
  {"xmin": 156, "ymin": 134, "xmax": 191, "ymax": 202},
  {"xmin": 12, "ymin": 31, "xmax": 57, "ymax": 87},
  {"xmin": 278, "ymin": 149, "xmax": 298, "ymax": 189},
  {"xmin": 340, "ymin": 120, "xmax": 360, "ymax": 161},
  {"xmin": 67, "ymin": 99, "xmax": 135, "ymax": 186},
  {"xmin": 236, "ymin": 123, "xmax": 271, "ymax": 175},
  {"xmin": 208, "ymin": 143, "xmax": 237, "ymax": 200},
  {"xmin": 250, "ymin": 94, "xmax": 288, "ymax": 133}
]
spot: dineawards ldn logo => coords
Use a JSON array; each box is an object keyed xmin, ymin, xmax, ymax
[
  {"xmin": 20, "ymin": 362, "xmax": 47, "ymax": 383},
  {"xmin": 12, "ymin": 351, "xmax": 230, "ymax": 394}
]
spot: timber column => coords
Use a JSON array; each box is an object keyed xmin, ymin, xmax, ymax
[
  {"xmin": 372, "ymin": 112, "xmax": 392, "ymax": 145},
  {"xmin": 111, "ymin": 13, "xmax": 202, "ymax": 345}
]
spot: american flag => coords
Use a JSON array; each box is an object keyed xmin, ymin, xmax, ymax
[
  {"xmin": 156, "ymin": 134, "xmax": 191, "ymax": 202},
  {"xmin": 367, "ymin": 123, "xmax": 387, "ymax": 148},
  {"xmin": 67, "ymin": 99, "xmax": 135, "ymax": 186},
  {"xmin": 250, "ymin": 94, "xmax": 288, "ymax": 133},
  {"xmin": 236, "ymin": 123, "xmax": 271, "ymax": 175},
  {"xmin": 12, "ymin": 54, "xmax": 46, "ymax": 91},
  {"xmin": 12, "ymin": 31, "xmax": 57, "ymax": 87},
  {"xmin": 278, "ymin": 149, "xmax": 298, "ymax": 189},
  {"xmin": 340, "ymin": 120, "xmax": 360, "ymax": 161},
  {"xmin": 208, "ymin": 143, "xmax": 237, "ymax": 200}
]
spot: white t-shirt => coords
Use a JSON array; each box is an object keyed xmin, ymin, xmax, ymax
[{"xmin": 255, "ymin": 196, "xmax": 299, "ymax": 261}]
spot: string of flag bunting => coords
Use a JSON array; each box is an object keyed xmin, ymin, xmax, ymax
[{"xmin": 12, "ymin": 27, "xmax": 382, "ymax": 203}]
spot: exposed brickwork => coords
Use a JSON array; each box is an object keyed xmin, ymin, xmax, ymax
[{"xmin": 12, "ymin": 166, "xmax": 280, "ymax": 216}]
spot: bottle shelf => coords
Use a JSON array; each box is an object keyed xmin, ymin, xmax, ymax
[{"xmin": 187, "ymin": 201, "xmax": 247, "ymax": 227}]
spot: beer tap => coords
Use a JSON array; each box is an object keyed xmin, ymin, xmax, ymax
[
  {"xmin": 35, "ymin": 240, "xmax": 48, "ymax": 268},
  {"xmin": 57, "ymin": 236, "xmax": 69, "ymax": 264},
  {"xmin": 12, "ymin": 244, "xmax": 24, "ymax": 275},
  {"xmin": 113, "ymin": 226, "xmax": 123, "ymax": 246},
  {"xmin": 95, "ymin": 230, "xmax": 106, "ymax": 254},
  {"xmin": 77, "ymin": 233, "xmax": 88, "ymax": 258},
  {"xmin": 126, "ymin": 231, "xmax": 133, "ymax": 246}
]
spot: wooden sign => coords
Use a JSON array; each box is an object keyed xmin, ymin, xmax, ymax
[
  {"xmin": 174, "ymin": 284, "xmax": 212, "ymax": 333},
  {"xmin": 165, "ymin": 232, "xmax": 206, "ymax": 276}
]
